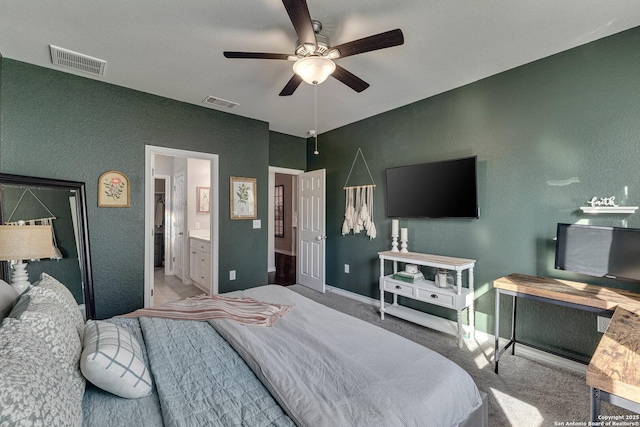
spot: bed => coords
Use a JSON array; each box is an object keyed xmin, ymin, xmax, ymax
[{"xmin": 0, "ymin": 274, "xmax": 488, "ymax": 427}]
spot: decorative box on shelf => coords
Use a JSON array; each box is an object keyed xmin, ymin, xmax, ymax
[{"xmin": 392, "ymin": 271, "xmax": 424, "ymax": 284}]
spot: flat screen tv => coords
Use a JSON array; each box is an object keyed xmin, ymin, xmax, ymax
[
  {"xmin": 385, "ymin": 156, "xmax": 478, "ymax": 218},
  {"xmin": 555, "ymin": 223, "xmax": 640, "ymax": 283}
]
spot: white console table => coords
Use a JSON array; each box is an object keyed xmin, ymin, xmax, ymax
[{"xmin": 378, "ymin": 251, "xmax": 476, "ymax": 348}]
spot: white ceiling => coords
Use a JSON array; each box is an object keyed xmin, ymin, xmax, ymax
[{"xmin": 1, "ymin": 1, "xmax": 639, "ymax": 138}]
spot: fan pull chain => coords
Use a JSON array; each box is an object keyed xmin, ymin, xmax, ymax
[{"xmin": 313, "ymin": 84, "xmax": 319, "ymax": 155}]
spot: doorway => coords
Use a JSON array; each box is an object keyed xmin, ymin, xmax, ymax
[
  {"xmin": 145, "ymin": 146, "xmax": 219, "ymax": 307},
  {"xmin": 267, "ymin": 167, "xmax": 302, "ymax": 286},
  {"xmin": 153, "ymin": 175, "xmax": 171, "ymax": 276}
]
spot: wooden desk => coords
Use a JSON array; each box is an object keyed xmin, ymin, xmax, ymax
[
  {"xmin": 494, "ymin": 274, "xmax": 640, "ymax": 420},
  {"xmin": 493, "ymin": 274, "xmax": 640, "ymax": 373},
  {"xmin": 587, "ymin": 304, "xmax": 640, "ymax": 421}
]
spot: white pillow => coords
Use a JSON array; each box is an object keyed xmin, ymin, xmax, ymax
[
  {"xmin": 80, "ymin": 320, "xmax": 152, "ymax": 399},
  {"xmin": 0, "ymin": 279, "xmax": 18, "ymax": 320}
]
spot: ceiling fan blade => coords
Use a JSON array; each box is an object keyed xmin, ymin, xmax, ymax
[
  {"xmin": 282, "ymin": 0, "xmax": 317, "ymax": 47},
  {"xmin": 331, "ymin": 65, "xmax": 370, "ymax": 93},
  {"xmin": 331, "ymin": 29, "xmax": 404, "ymax": 59},
  {"xmin": 279, "ymin": 74, "xmax": 303, "ymax": 96},
  {"xmin": 224, "ymin": 51, "xmax": 290, "ymax": 60}
]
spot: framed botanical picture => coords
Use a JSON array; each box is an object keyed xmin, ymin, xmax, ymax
[
  {"xmin": 230, "ymin": 176, "xmax": 257, "ymax": 219},
  {"xmin": 98, "ymin": 170, "xmax": 130, "ymax": 207},
  {"xmin": 197, "ymin": 186, "xmax": 210, "ymax": 213}
]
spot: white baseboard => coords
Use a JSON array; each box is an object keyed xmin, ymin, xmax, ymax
[{"xmin": 325, "ymin": 285, "xmax": 587, "ymax": 374}]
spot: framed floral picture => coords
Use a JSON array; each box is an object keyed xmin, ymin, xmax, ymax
[
  {"xmin": 197, "ymin": 186, "xmax": 210, "ymax": 213},
  {"xmin": 230, "ymin": 176, "xmax": 256, "ymax": 219},
  {"xmin": 98, "ymin": 170, "xmax": 130, "ymax": 207}
]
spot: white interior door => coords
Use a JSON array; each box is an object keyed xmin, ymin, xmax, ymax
[
  {"xmin": 172, "ymin": 173, "xmax": 185, "ymax": 280},
  {"xmin": 297, "ymin": 169, "xmax": 326, "ymax": 293}
]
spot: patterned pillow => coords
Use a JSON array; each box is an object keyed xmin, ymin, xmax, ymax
[
  {"xmin": 29, "ymin": 286, "xmax": 84, "ymax": 342},
  {"xmin": 0, "ymin": 317, "xmax": 83, "ymax": 427},
  {"xmin": 81, "ymin": 320, "xmax": 153, "ymax": 399},
  {"xmin": 36, "ymin": 273, "xmax": 85, "ymax": 337},
  {"xmin": 18, "ymin": 297, "xmax": 82, "ymax": 371}
]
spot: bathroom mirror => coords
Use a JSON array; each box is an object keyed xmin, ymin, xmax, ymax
[{"xmin": 0, "ymin": 173, "xmax": 94, "ymax": 319}]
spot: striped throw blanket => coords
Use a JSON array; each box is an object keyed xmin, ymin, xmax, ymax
[{"xmin": 121, "ymin": 294, "xmax": 292, "ymax": 326}]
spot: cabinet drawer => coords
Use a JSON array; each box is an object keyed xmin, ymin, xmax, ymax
[
  {"xmin": 190, "ymin": 239, "xmax": 210, "ymax": 253},
  {"xmin": 384, "ymin": 280, "xmax": 414, "ymax": 297},
  {"xmin": 415, "ymin": 288, "xmax": 455, "ymax": 309}
]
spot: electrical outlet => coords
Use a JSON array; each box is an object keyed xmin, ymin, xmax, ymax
[
  {"xmin": 229, "ymin": 270, "xmax": 236, "ymax": 280},
  {"xmin": 597, "ymin": 315, "xmax": 611, "ymax": 333},
  {"xmin": 344, "ymin": 264, "xmax": 349, "ymax": 274}
]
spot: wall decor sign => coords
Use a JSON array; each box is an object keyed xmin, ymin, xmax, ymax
[
  {"xmin": 230, "ymin": 176, "xmax": 256, "ymax": 220},
  {"xmin": 197, "ymin": 187, "xmax": 210, "ymax": 213},
  {"xmin": 586, "ymin": 196, "xmax": 618, "ymax": 207},
  {"xmin": 98, "ymin": 171, "xmax": 130, "ymax": 208}
]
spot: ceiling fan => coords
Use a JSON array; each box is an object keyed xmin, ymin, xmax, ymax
[{"xmin": 223, "ymin": 0, "xmax": 404, "ymax": 96}]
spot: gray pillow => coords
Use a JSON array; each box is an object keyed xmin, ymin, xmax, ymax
[{"xmin": 0, "ymin": 280, "xmax": 18, "ymax": 320}]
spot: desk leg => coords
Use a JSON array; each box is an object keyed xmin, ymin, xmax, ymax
[
  {"xmin": 590, "ymin": 388, "xmax": 601, "ymax": 422},
  {"xmin": 495, "ymin": 289, "xmax": 500, "ymax": 374},
  {"xmin": 511, "ymin": 295, "xmax": 517, "ymax": 355},
  {"xmin": 469, "ymin": 267, "xmax": 475, "ymax": 339}
]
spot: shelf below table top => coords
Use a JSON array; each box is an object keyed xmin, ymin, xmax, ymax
[{"xmin": 383, "ymin": 275, "xmax": 472, "ymax": 295}]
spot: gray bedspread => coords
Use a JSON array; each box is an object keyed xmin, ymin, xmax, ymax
[
  {"xmin": 83, "ymin": 316, "xmax": 294, "ymax": 427},
  {"xmin": 211, "ymin": 285, "xmax": 483, "ymax": 427}
]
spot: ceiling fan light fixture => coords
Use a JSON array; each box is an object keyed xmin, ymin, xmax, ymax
[
  {"xmin": 326, "ymin": 49, "xmax": 340, "ymax": 59},
  {"xmin": 293, "ymin": 56, "xmax": 336, "ymax": 85}
]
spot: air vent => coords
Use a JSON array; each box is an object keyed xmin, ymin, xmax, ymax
[
  {"xmin": 203, "ymin": 96, "xmax": 239, "ymax": 109},
  {"xmin": 50, "ymin": 45, "xmax": 106, "ymax": 77}
]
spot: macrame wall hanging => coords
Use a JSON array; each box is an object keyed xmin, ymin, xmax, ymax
[
  {"xmin": 5, "ymin": 188, "xmax": 62, "ymax": 259},
  {"xmin": 342, "ymin": 148, "xmax": 377, "ymax": 239}
]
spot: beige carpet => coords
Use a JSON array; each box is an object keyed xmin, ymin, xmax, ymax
[{"xmin": 288, "ymin": 284, "xmax": 631, "ymax": 427}]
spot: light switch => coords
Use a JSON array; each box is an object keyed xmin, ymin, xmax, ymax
[{"xmin": 253, "ymin": 220, "xmax": 261, "ymax": 229}]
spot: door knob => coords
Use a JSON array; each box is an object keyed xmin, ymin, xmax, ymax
[{"xmin": 316, "ymin": 235, "xmax": 327, "ymax": 241}]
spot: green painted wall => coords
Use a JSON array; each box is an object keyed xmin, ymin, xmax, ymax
[
  {"xmin": 0, "ymin": 59, "xmax": 274, "ymax": 319},
  {"xmin": 269, "ymin": 131, "xmax": 306, "ymax": 170},
  {"xmin": 307, "ymin": 26, "xmax": 640, "ymax": 361}
]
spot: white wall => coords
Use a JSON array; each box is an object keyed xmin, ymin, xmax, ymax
[{"xmin": 187, "ymin": 158, "xmax": 211, "ymax": 233}]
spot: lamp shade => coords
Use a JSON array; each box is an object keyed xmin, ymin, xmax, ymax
[
  {"xmin": 0, "ymin": 225, "xmax": 53, "ymax": 261},
  {"xmin": 292, "ymin": 56, "xmax": 336, "ymax": 85}
]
